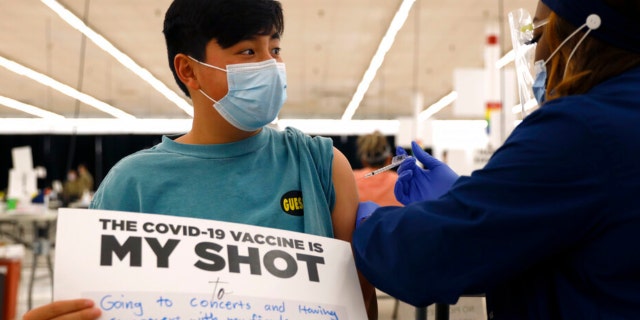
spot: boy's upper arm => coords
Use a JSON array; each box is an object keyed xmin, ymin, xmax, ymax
[
  {"xmin": 330, "ymin": 147, "xmax": 379, "ymax": 319},
  {"xmin": 330, "ymin": 147, "xmax": 359, "ymax": 242}
]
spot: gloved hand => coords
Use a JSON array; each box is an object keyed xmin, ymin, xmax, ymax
[
  {"xmin": 356, "ymin": 201, "xmax": 381, "ymax": 228},
  {"xmin": 394, "ymin": 141, "xmax": 459, "ymax": 205}
]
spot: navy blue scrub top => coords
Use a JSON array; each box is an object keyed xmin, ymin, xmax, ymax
[{"xmin": 353, "ymin": 66, "xmax": 640, "ymax": 319}]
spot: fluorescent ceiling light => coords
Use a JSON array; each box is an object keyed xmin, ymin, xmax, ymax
[
  {"xmin": 341, "ymin": 0, "xmax": 416, "ymax": 121},
  {"xmin": 0, "ymin": 118, "xmax": 400, "ymax": 135},
  {"xmin": 418, "ymin": 91, "xmax": 458, "ymax": 122},
  {"xmin": 0, "ymin": 95, "xmax": 65, "ymax": 119},
  {"xmin": 0, "ymin": 118, "xmax": 191, "ymax": 135},
  {"xmin": 0, "ymin": 55, "xmax": 135, "ymax": 119},
  {"xmin": 41, "ymin": 0, "xmax": 193, "ymax": 117},
  {"xmin": 277, "ymin": 119, "xmax": 400, "ymax": 135}
]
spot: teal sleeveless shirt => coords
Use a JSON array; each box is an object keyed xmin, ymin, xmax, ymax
[{"xmin": 90, "ymin": 127, "xmax": 335, "ymax": 237}]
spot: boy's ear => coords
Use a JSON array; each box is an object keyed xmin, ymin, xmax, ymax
[{"xmin": 174, "ymin": 53, "xmax": 200, "ymax": 91}]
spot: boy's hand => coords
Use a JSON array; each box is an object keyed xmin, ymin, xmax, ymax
[{"xmin": 23, "ymin": 299, "xmax": 101, "ymax": 320}]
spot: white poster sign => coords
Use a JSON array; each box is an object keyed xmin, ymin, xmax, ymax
[
  {"xmin": 7, "ymin": 169, "xmax": 37, "ymax": 199},
  {"xmin": 11, "ymin": 146, "xmax": 33, "ymax": 171},
  {"xmin": 54, "ymin": 208, "xmax": 366, "ymax": 319}
]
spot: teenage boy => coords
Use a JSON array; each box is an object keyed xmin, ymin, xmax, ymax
[{"xmin": 23, "ymin": 0, "xmax": 377, "ymax": 319}]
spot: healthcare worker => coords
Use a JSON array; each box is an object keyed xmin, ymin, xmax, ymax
[{"xmin": 353, "ymin": 0, "xmax": 640, "ymax": 318}]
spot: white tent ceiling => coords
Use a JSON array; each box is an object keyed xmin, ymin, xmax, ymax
[{"xmin": 0, "ymin": 0, "xmax": 537, "ymax": 130}]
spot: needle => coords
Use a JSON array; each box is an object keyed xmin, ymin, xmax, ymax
[{"xmin": 363, "ymin": 154, "xmax": 409, "ymax": 178}]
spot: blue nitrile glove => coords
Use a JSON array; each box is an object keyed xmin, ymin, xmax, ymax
[
  {"xmin": 394, "ymin": 141, "xmax": 459, "ymax": 205},
  {"xmin": 356, "ymin": 201, "xmax": 381, "ymax": 228}
]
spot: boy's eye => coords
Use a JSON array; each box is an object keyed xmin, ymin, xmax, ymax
[
  {"xmin": 240, "ymin": 49, "xmax": 255, "ymax": 55},
  {"xmin": 272, "ymin": 48, "xmax": 281, "ymax": 55}
]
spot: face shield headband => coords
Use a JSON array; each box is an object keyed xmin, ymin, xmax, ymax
[{"xmin": 541, "ymin": 0, "xmax": 640, "ymax": 54}]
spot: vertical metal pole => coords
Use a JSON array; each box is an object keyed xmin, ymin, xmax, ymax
[
  {"xmin": 415, "ymin": 306, "xmax": 427, "ymax": 320},
  {"xmin": 435, "ymin": 303, "xmax": 450, "ymax": 320}
]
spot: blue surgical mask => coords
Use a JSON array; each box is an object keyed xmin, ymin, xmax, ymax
[
  {"xmin": 532, "ymin": 60, "xmax": 547, "ymax": 105},
  {"xmin": 189, "ymin": 57, "xmax": 287, "ymax": 131}
]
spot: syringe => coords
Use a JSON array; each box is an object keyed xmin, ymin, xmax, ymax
[{"xmin": 364, "ymin": 154, "xmax": 409, "ymax": 178}]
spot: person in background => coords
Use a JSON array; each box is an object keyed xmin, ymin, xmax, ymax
[
  {"xmin": 23, "ymin": 0, "xmax": 376, "ymax": 319},
  {"xmin": 76, "ymin": 163, "xmax": 94, "ymax": 193},
  {"xmin": 352, "ymin": 0, "xmax": 640, "ymax": 318},
  {"xmin": 352, "ymin": 131, "xmax": 402, "ymax": 207},
  {"xmin": 61, "ymin": 170, "xmax": 82, "ymax": 206}
]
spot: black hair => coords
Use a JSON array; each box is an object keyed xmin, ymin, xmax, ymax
[{"xmin": 163, "ymin": 0, "xmax": 284, "ymax": 97}]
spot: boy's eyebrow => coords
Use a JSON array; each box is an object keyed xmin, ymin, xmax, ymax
[{"xmin": 240, "ymin": 32, "xmax": 281, "ymax": 42}]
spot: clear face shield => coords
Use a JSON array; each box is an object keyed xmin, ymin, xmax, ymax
[
  {"xmin": 509, "ymin": 9, "xmax": 601, "ymax": 116},
  {"xmin": 508, "ymin": 9, "xmax": 548, "ymax": 115}
]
